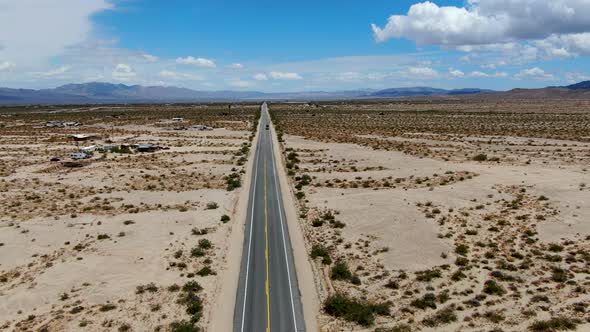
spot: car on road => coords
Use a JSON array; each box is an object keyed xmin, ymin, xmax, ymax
[{"xmin": 265, "ymin": 124, "xmax": 270, "ymax": 130}]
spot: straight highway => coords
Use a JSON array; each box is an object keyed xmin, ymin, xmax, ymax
[{"xmin": 233, "ymin": 103, "xmax": 306, "ymax": 332}]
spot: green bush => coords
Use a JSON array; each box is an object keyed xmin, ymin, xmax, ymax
[
  {"xmin": 411, "ymin": 293, "xmax": 437, "ymax": 310},
  {"xmin": 422, "ymin": 306, "xmax": 457, "ymax": 327},
  {"xmin": 220, "ymin": 215, "xmax": 231, "ymax": 223},
  {"xmin": 331, "ymin": 261, "xmax": 353, "ymax": 280},
  {"xmin": 311, "ymin": 218, "xmax": 324, "ymax": 227},
  {"xmin": 473, "ymin": 154, "xmax": 488, "ymax": 161},
  {"xmin": 198, "ymin": 239, "xmax": 212, "ymax": 249},
  {"xmin": 415, "ymin": 269, "xmax": 442, "ymax": 282},
  {"xmin": 170, "ymin": 320, "xmax": 200, "ymax": 332},
  {"xmin": 455, "ymin": 244, "xmax": 469, "ymax": 256},
  {"xmin": 196, "ymin": 266, "xmax": 215, "ymax": 277},
  {"xmin": 323, "ymin": 293, "xmax": 389, "ymax": 327},
  {"xmin": 529, "ymin": 317, "xmax": 579, "ymax": 331},
  {"xmin": 483, "ymin": 280, "xmax": 506, "ymax": 296}
]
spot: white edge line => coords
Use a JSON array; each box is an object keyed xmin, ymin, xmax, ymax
[
  {"xmin": 268, "ymin": 108, "xmax": 299, "ymax": 331},
  {"xmin": 240, "ymin": 107, "xmax": 262, "ymax": 332}
]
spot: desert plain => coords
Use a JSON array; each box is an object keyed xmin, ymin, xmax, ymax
[
  {"xmin": 269, "ymin": 98, "xmax": 590, "ymax": 332},
  {"xmin": 0, "ymin": 104, "xmax": 259, "ymax": 331}
]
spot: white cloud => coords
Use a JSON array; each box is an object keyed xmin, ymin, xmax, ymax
[
  {"xmin": 112, "ymin": 63, "xmax": 136, "ymax": 80},
  {"xmin": 0, "ymin": 61, "xmax": 16, "ymax": 71},
  {"xmin": 158, "ymin": 70, "xmax": 204, "ymax": 81},
  {"xmin": 0, "ymin": 0, "xmax": 113, "ymax": 65},
  {"xmin": 31, "ymin": 65, "xmax": 71, "ymax": 78},
  {"xmin": 408, "ymin": 66, "xmax": 439, "ymax": 78},
  {"xmin": 228, "ymin": 79, "xmax": 254, "ymax": 88},
  {"xmin": 176, "ymin": 56, "xmax": 216, "ymax": 68},
  {"xmin": 449, "ymin": 69, "xmax": 465, "ymax": 78},
  {"xmin": 372, "ymin": 1, "xmax": 590, "ymax": 59},
  {"xmin": 269, "ymin": 71, "xmax": 303, "ymax": 80},
  {"xmin": 470, "ymin": 71, "xmax": 490, "ymax": 78},
  {"xmin": 514, "ymin": 67, "xmax": 554, "ymax": 80},
  {"xmin": 229, "ymin": 63, "xmax": 244, "ymax": 69},
  {"xmin": 253, "ymin": 73, "xmax": 268, "ymax": 81},
  {"xmin": 142, "ymin": 54, "xmax": 159, "ymax": 63}
]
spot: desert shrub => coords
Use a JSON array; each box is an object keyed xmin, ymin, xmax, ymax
[
  {"xmin": 295, "ymin": 191, "xmax": 305, "ymax": 200},
  {"xmin": 198, "ymin": 239, "xmax": 212, "ymax": 249},
  {"xmin": 225, "ymin": 173, "xmax": 241, "ymax": 191},
  {"xmin": 205, "ymin": 202, "xmax": 218, "ymax": 210},
  {"xmin": 451, "ymin": 269, "xmax": 466, "ymax": 281},
  {"xmin": 484, "ymin": 310, "xmax": 505, "ymax": 323},
  {"xmin": 97, "ymin": 234, "xmax": 110, "ymax": 240},
  {"xmin": 323, "ymin": 293, "xmax": 389, "ymax": 327},
  {"xmin": 220, "ymin": 215, "xmax": 231, "ymax": 223},
  {"xmin": 385, "ymin": 280, "xmax": 399, "ymax": 289},
  {"xmin": 191, "ymin": 247, "xmax": 206, "ymax": 258},
  {"xmin": 311, "ymin": 218, "xmax": 324, "ymax": 227},
  {"xmin": 551, "ymin": 267, "xmax": 569, "ymax": 283},
  {"xmin": 455, "ymin": 244, "xmax": 469, "ymax": 256},
  {"xmin": 422, "ymin": 306, "xmax": 457, "ymax": 327},
  {"xmin": 529, "ymin": 317, "xmax": 579, "ymax": 331},
  {"xmin": 455, "ymin": 257, "xmax": 469, "ymax": 266},
  {"xmin": 375, "ymin": 324, "xmax": 411, "ymax": 332},
  {"xmin": 473, "ymin": 154, "xmax": 488, "ymax": 161},
  {"xmin": 483, "ymin": 280, "xmax": 506, "ymax": 296},
  {"xmin": 196, "ymin": 266, "xmax": 215, "ymax": 277},
  {"xmin": 331, "ymin": 261, "xmax": 353, "ymax": 280},
  {"xmin": 182, "ymin": 281, "xmax": 203, "ymax": 293},
  {"xmin": 416, "ymin": 269, "xmax": 442, "ymax": 282},
  {"xmin": 118, "ymin": 323, "xmax": 131, "ymax": 332},
  {"xmin": 411, "ymin": 293, "xmax": 437, "ymax": 310},
  {"xmin": 99, "ymin": 303, "xmax": 117, "ymax": 312},
  {"xmin": 178, "ymin": 282, "xmax": 204, "ymax": 323},
  {"xmin": 310, "ymin": 244, "xmax": 330, "ymax": 261},
  {"xmin": 170, "ymin": 320, "xmax": 200, "ymax": 332},
  {"xmin": 351, "ymin": 275, "xmax": 361, "ymax": 285},
  {"xmin": 136, "ymin": 282, "xmax": 158, "ymax": 294}
]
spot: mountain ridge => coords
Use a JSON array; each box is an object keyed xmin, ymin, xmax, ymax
[{"xmin": 1, "ymin": 81, "xmax": 589, "ymax": 105}]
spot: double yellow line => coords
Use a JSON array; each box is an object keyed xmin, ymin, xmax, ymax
[{"xmin": 264, "ymin": 163, "xmax": 271, "ymax": 332}]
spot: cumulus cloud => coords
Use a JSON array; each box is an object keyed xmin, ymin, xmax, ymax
[
  {"xmin": 449, "ymin": 69, "xmax": 465, "ymax": 78},
  {"xmin": 514, "ymin": 67, "xmax": 554, "ymax": 80},
  {"xmin": 0, "ymin": 61, "xmax": 16, "ymax": 71},
  {"xmin": 372, "ymin": 1, "xmax": 590, "ymax": 59},
  {"xmin": 0, "ymin": 0, "xmax": 113, "ymax": 65},
  {"xmin": 253, "ymin": 73, "xmax": 268, "ymax": 81},
  {"xmin": 158, "ymin": 70, "xmax": 204, "ymax": 81},
  {"xmin": 112, "ymin": 63, "xmax": 136, "ymax": 80},
  {"xmin": 228, "ymin": 79, "xmax": 254, "ymax": 88},
  {"xmin": 269, "ymin": 71, "xmax": 303, "ymax": 80},
  {"xmin": 31, "ymin": 65, "xmax": 71, "ymax": 78},
  {"xmin": 142, "ymin": 54, "xmax": 159, "ymax": 63},
  {"xmin": 408, "ymin": 66, "xmax": 439, "ymax": 78},
  {"xmin": 176, "ymin": 56, "xmax": 216, "ymax": 68}
]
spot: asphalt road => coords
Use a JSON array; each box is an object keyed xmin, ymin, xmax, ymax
[{"xmin": 233, "ymin": 103, "xmax": 306, "ymax": 332}]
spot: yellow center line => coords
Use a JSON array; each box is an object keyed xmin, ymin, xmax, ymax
[{"xmin": 264, "ymin": 162, "xmax": 271, "ymax": 332}]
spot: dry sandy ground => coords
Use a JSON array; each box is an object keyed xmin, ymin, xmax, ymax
[
  {"xmin": 0, "ymin": 117, "xmax": 255, "ymax": 331},
  {"xmin": 280, "ymin": 133, "xmax": 590, "ymax": 332}
]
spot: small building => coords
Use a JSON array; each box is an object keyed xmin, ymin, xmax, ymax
[
  {"xmin": 172, "ymin": 117, "xmax": 185, "ymax": 122},
  {"xmin": 135, "ymin": 143, "xmax": 161, "ymax": 152},
  {"xmin": 70, "ymin": 134, "xmax": 97, "ymax": 141},
  {"xmin": 190, "ymin": 125, "xmax": 213, "ymax": 131},
  {"xmin": 80, "ymin": 145, "xmax": 97, "ymax": 153},
  {"xmin": 47, "ymin": 121, "xmax": 81, "ymax": 128},
  {"xmin": 69, "ymin": 152, "xmax": 90, "ymax": 160}
]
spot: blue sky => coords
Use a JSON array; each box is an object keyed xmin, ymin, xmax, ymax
[{"xmin": 1, "ymin": 0, "xmax": 589, "ymax": 91}]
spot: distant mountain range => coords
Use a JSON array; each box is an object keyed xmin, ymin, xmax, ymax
[{"xmin": 1, "ymin": 81, "xmax": 590, "ymax": 105}]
